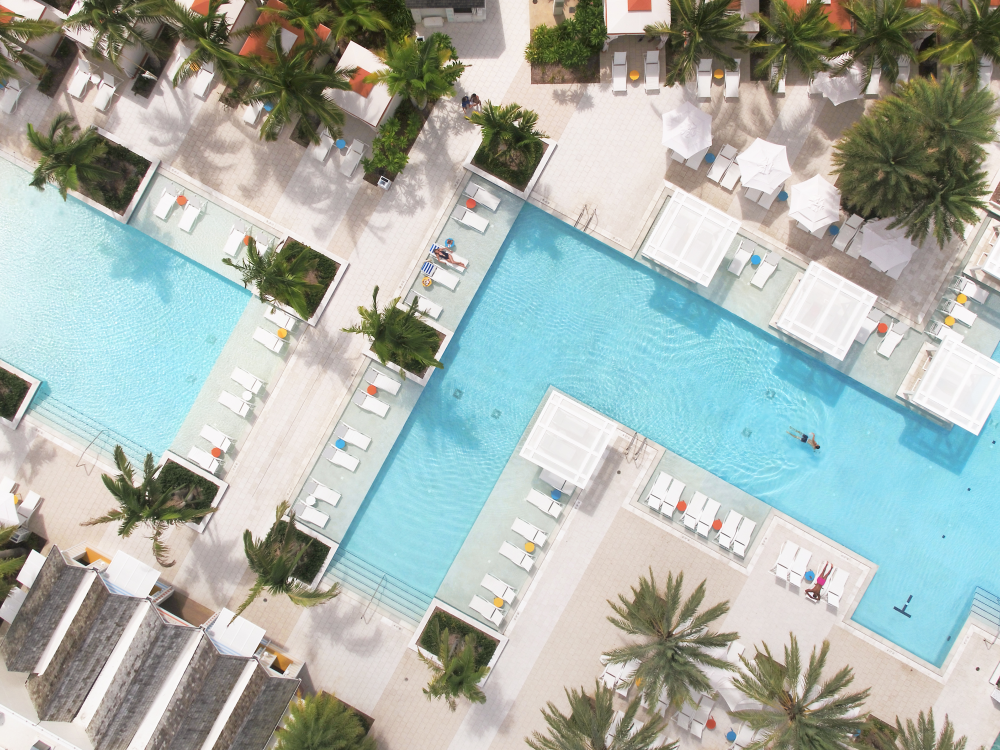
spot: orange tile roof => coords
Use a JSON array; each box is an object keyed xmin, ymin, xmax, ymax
[
  {"xmin": 239, "ymin": 0, "xmax": 330, "ymax": 59},
  {"xmin": 785, "ymin": 0, "xmax": 851, "ymax": 30}
]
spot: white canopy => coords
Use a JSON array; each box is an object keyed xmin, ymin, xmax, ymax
[
  {"xmin": 775, "ymin": 262, "xmax": 877, "ymax": 360},
  {"xmin": 520, "ymin": 391, "xmax": 617, "ymax": 489},
  {"xmin": 736, "ymin": 138, "xmax": 791, "ymax": 193},
  {"xmin": 642, "ymin": 189, "xmax": 742, "ymax": 287},
  {"xmin": 208, "ymin": 608, "xmax": 266, "ymax": 657},
  {"xmin": 788, "ymin": 176, "xmax": 841, "ymax": 232},
  {"xmin": 858, "ymin": 218, "xmax": 916, "ymax": 279},
  {"xmin": 812, "ymin": 60, "xmax": 863, "ymax": 106},
  {"xmin": 105, "ymin": 551, "xmax": 161, "ymax": 598},
  {"xmin": 661, "ymin": 103, "xmax": 712, "ymax": 160},
  {"xmin": 910, "ymin": 337, "xmax": 1000, "ymax": 435}
]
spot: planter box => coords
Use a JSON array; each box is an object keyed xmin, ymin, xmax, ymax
[
  {"xmin": 158, "ymin": 451, "xmax": 229, "ymax": 533},
  {"xmin": 272, "ymin": 240, "xmax": 350, "ymax": 328},
  {"xmin": 463, "ymin": 138, "xmax": 557, "ymax": 200},
  {"xmin": 0, "ymin": 359, "xmax": 41, "ymax": 430},
  {"xmin": 408, "ymin": 598, "xmax": 508, "ymax": 686},
  {"xmin": 278, "ymin": 509, "xmax": 339, "ymax": 591},
  {"xmin": 360, "ymin": 318, "xmax": 453, "ymax": 388}
]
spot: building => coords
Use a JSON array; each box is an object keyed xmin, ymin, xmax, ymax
[
  {"xmin": 326, "ymin": 41, "xmax": 399, "ymax": 130},
  {"xmin": 406, "ymin": 0, "xmax": 486, "ymax": 27}
]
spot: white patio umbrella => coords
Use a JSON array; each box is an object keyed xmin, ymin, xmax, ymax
[
  {"xmin": 859, "ymin": 218, "xmax": 916, "ymax": 277},
  {"xmin": 812, "ymin": 60, "xmax": 864, "ymax": 106},
  {"xmin": 661, "ymin": 103, "xmax": 713, "ymax": 160},
  {"xmin": 703, "ymin": 664, "xmax": 763, "ymax": 712},
  {"xmin": 736, "ymin": 138, "xmax": 791, "ymax": 193},
  {"xmin": 788, "ymin": 175, "xmax": 841, "ymax": 232}
]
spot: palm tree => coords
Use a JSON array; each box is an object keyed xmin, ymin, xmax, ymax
[
  {"xmin": 223, "ymin": 237, "xmax": 321, "ymax": 319},
  {"xmin": 83, "ymin": 446, "xmax": 214, "ymax": 567},
  {"xmin": 749, "ymin": 0, "xmax": 846, "ymax": 92},
  {"xmin": 238, "ymin": 27, "xmax": 352, "ymax": 142},
  {"xmin": 467, "ymin": 100, "xmax": 547, "ymax": 172},
  {"xmin": 603, "ymin": 569, "xmax": 738, "ymax": 711},
  {"xmin": 419, "ymin": 621, "xmax": 489, "ymax": 711},
  {"xmin": 273, "ymin": 693, "xmax": 375, "ymax": 750},
  {"xmin": 63, "ymin": 0, "xmax": 165, "ymax": 67},
  {"xmin": 0, "ymin": 525, "xmax": 27, "ymax": 603},
  {"xmin": 364, "ymin": 34, "xmax": 466, "ymax": 109},
  {"xmin": 273, "ymin": 0, "xmax": 337, "ymax": 44},
  {"xmin": 895, "ymin": 710, "xmax": 969, "ymax": 750},
  {"xmin": 927, "ymin": 0, "xmax": 1000, "ymax": 88},
  {"xmin": 27, "ymin": 113, "xmax": 119, "ymax": 201},
  {"xmin": 644, "ymin": 0, "xmax": 747, "ymax": 87},
  {"xmin": 837, "ymin": 0, "xmax": 928, "ymax": 89},
  {"xmin": 342, "ymin": 286, "xmax": 443, "ymax": 376},
  {"xmin": 157, "ymin": 0, "xmax": 248, "ymax": 87},
  {"xmin": 328, "ymin": 0, "xmax": 390, "ymax": 42},
  {"xmin": 892, "ymin": 164, "xmax": 988, "ymax": 247},
  {"xmin": 730, "ymin": 634, "xmax": 869, "ymax": 750},
  {"xmin": 0, "ymin": 14, "xmax": 60, "ymax": 80},
  {"xmin": 527, "ymin": 682, "xmax": 673, "ymax": 750},
  {"xmin": 235, "ymin": 501, "xmax": 340, "ymax": 617}
]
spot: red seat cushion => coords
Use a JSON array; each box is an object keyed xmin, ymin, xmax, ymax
[{"xmin": 350, "ymin": 68, "xmax": 374, "ymax": 98}]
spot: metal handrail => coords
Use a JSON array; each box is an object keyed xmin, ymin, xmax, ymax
[
  {"xmin": 582, "ymin": 208, "xmax": 597, "ymax": 233},
  {"xmin": 574, "ymin": 204, "xmax": 590, "ymax": 228},
  {"xmin": 624, "ymin": 431, "xmax": 637, "ymax": 460},
  {"xmin": 633, "ymin": 436, "xmax": 648, "ymax": 465},
  {"xmin": 76, "ymin": 428, "xmax": 107, "ymax": 468},
  {"xmin": 361, "ymin": 574, "xmax": 387, "ymax": 623}
]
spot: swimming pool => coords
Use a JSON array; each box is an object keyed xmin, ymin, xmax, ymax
[{"xmin": 0, "ymin": 157, "xmax": 250, "ymax": 457}]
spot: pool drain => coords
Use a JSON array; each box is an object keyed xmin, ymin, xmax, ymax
[
  {"xmin": 453, "ymin": 389, "xmax": 463, "ymax": 399},
  {"xmin": 491, "ymin": 409, "xmax": 501, "ymax": 419},
  {"xmin": 742, "ymin": 428, "xmax": 752, "ymax": 438}
]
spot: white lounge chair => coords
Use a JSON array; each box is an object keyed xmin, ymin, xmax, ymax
[
  {"xmin": 500, "ymin": 541, "xmax": 533, "ymax": 571},
  {"xmin": 325, "ymin": 446, "xmax": 359, "ymax": 472},
  {"xmin": 826, "ymin": 567, "xmax": 849, "ymax": 608},
  {"xmin": 685, "ymin": 146, "xmax": 710, "ymax": 169},
  {"xmin": 222, "ymin": 224, "xmax": 247, "ymax": 257},
  {"xmin": 660, "ymin": 478, "xmax": 685, "ymax": 515},
  {"xmin": 717, "ymin": 510, "xmax": 742, "ymax": 549},
  {"xmin": 774, "ymin": 541, "xmax": 798, "ymax": 581},
  {"xmin": 307, "ymin": 480, "xmax": 341, "ymax": 507},
  {"xmin": 0, "ymin": 477, "xmax": 16, "ymax": 495},
  {"xmin": 451, "ymin": 207, "xmax": 489, "ymax": 233},
  {"xmin": 17, "ymin": 491, "xmax": 41, "ymax": 524},
  {"xmin": 790, "ymin": 547, "xmax": 812, "ymax": 587},
  {"xmin": 727, "ymin": 641, "xmax": 745, "ymax": 662},
  {"xmin": 980, "ymin": 57, "xmax": 993, "ymax": 90},
  {"xmin": 470, "ymin": 595, "xmax": 503, "ymax": 627},
  {"xmin": 697, "ymin": 58, "xmax": 712, "ymax": 98},
  {"xmin": 352, "ymin": 390, "xmax": 389, "ymax": 417},
  {"xmin": 877, "ymin": 321, "xmax": 907, "ymax": 357},
  {"xmin": 188, "ymin": 446, "xmax": 219, "ymax": 474},
  {"xmin": 512, "ymin": 517, "xmax": 548, "ymax": 546},
  {"xmin": 692, "ymin": 705, "xmax": 711, "ymax": 738},
  {"xmin": 855, "ymin": 308, "xmax": 883, "ymax": 345},
  {"xmin": 927, "ymin": 319, "xmax": 964, "ymax": 345},
  {"xmin": 751, "ymin": 253, "xmax": 777, "ymax": 288},
  {"xmin": 94, "ymin": 73, "xmax": 117, "ymax": 112},
  {"xmin": 335, "ymin": 422, "xmax": 370, "ymax": 450},
  {"xmin": 264, "ymin": 306, "xmax": 297, "ymax": 331},
  {"xmin": 539, "ymin": 469, "xmax": 573, "ymax": 493},
  {"xmin": 758, "ymin": 182, "xmax": 784, "ymax": 209},
  {"xmin": 253, "ymin": 327, "xmax": 285, "ymax": 352},
  {"xmin": 696, "ymin": 498, "xmax": 720, "ymax": 537},
  {"xmin": 340, "ymin": 139, "xmax": 366, "ymax": 176},
  {"xmin": 191, "ymin": 62, "xmax": 215, "ymax": 97},
  {"xmin": 725, "ymin": 59, "xmax": 741, "ymax": 99},
  {"xmin": 942, "ymin": 299, "xmax": 977, "ymax": 327},
  {"xmin": 292, "ymin": 502, "xmax": 329, "ymax": 528},
  {"xmin": 420, "ymin": 261, "xmax": 460, "ymax": 290},
  {"xmin": 482, "ymin": 573, "xmax": 516, "ymax": 603},
  {"xmin": 833, "ymin": 214, "xmax": 864, "ymax": 251},
  {"xmin": 720, "ymin": 162, "xmax": 742, "ymax": 191},
  {"xmin": 645, "ymin": 472, "xmax": 672, "ymax": 511},
  {"xmin": 463, "ymin": 183, "xmax": 501, "ymax": 211},
  {"xmin": 607, "ymin": 711, "xmax": 626, "ymax": 745},
  {"xmin": 311, "ymin": 130, "xmax": 335, "ymax": 162},
  {"xmin": 897, "ymin": 55, "xmax": 910, "ymax": 85},
  {"xmin": 219, "ymin": 390, "xmax": 251, "ymax": 417},
  {"xmin": 404, "ymin": 290, "xmax": 442, "ymax": 319},
  {"xmin": 955, "ymin": 277, "xmax": 989, "ymax": 304},
  {"xmin": 734, "ymin": 723, "xmax": 757, "ymax": 748},
  {"xmin": 200, "ymin": 424, "xmax": 232, "ymax": 453},
  {"xmin": 707, "ymin": 144, "xmax": 736, "ymax": 183},
  {"xmin": 865, "ymin": 67, "xmax": 880, "ymax": 97},
  {"xmin": 733, "ymin": 518, "xmax": 756, "ymax": 557},
  {"xmin": 612, "ymin": 51, "xmax": 627, "ymax": 92},
  {"xmin": 154, "ymin": 188, "xmax": 178, "ymax": 220},
  {"xmin": 745, "ymin": 186, "xmax": 763, "ymax": 202},
  {"xmin": 728, "ymin": 241, "xmax": 751, "ymax": 275},
  {"xmin": 68, "ymin": 61, "xmax": 92, "ymax": 99},
  {"xmin": 429, "ymin": 244, "xmax": 468, "ymax": 272},
  {"xmin": 772, "ymin": 62, "xmax": 786, "ymax": 94},
  {"xmin": 645, "ymin": 50, "xmax": 660, "ymax": 91},
  {"xmin": 1, "ymin": 80, "xmax": 22, "ymax": 114},
  {"xmin": 243, "ymin": 101, "xmax": 264, "ymax": 125},
  {"xmin": 683, "ymin": 492, "xmax": 708, "ymax": 531},
  {"xmin": 527, "ymin": 488, "xmax": 562, "ymax": 518},
  {"xmin": 366, "ymin": 368, "xmax": 401, "ymax": 395},
  {"xmin": 178, "ymin": 199, "xmax": 203, "ymax": 232},
  {"xmin": 232, "ymin": 367, "xmax": 263, "ymax": 394}
]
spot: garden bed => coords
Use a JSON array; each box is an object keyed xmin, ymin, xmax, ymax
[
  {"xmin": 77, "ymin": 141, "xmax": 152, "ymax": 215},
  {"xmin": 362, "ymin": 99, "xmax": 430, "ymax": 184},
  {"xmin": 158, "ymin": 459, "xmax": 220, "ymax": 512},
  {"xmin": 418, "ymin": 607, "xmax": 499, "ymax": 670},
  {"xmin": 280, "ymin": 239, "xmax": 341, "ymax": 319},
  {"xmin": 530, "ymin": 56, "xmax": 599, "ymax": 84},
  {"xmin": 472, "ymin": 141, "xmax": 547, "ymax": 191},
  {"xmin": 37, "ymin": 38, "xmax": 78, "ymax": 98},
  {"xmin": 0, "ymin": 367, "xmax": 31, "ymax": 423},
  {"xmin": 267, "ymin": 520, "xmax": 330, "ymax": 583},
  {"xmin": 291, "ymin": 113, "xmax": 322, "ymax": 148}
]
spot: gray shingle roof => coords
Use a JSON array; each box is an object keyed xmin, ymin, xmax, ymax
[
  {"xmin": 405, "ymin": 0, "xmax": 485, "ymax": 9},
  {"xmin": 210, "ymin": 663, "xmax": 298, "ymax": 750}
]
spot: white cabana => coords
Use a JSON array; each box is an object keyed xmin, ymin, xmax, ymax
[
  {"xmin": 788, "ymin": 176, "xmax": 841, "ymax": 233},
  {"xmin": 858, "ymin": 218, "xmax": 916, "ymax": 279},
  {"xmin": 812, "ymin": 59, "xmax": 863, "ymax": 106},
  {"xmin": 641, "ymin": 189, "xmax": 742, "ymax": 287},
  {"xmin": 910, "ymin": 337, "xmax": 1000, "ymax": 435},
  {"xmin": 661, "ymin": 103, "xmax": 712, "ymax": 160},
  {"xmin": 775, "ymin": 262, "xmax": 877, "ymax": 360},
  {"xmin": 520, "ymin": 391, "xmax": 617, "ymax": 489},
  {"xmin": 736, "ymin": 138, "xmax": 790, "ymax": 193},
  {"xmin": 105, "ymin": 551, "xmax": 161, "ymax": 598}
]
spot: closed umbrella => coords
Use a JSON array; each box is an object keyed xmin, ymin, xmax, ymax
[
  {"xmin": 736, "ymin": 138, "xmax": 791, "ymax": 193},
  {"xmin": 703, "ymin": 664, "xmax": 763, "ymax": 712},
  {"xmin": 812, "ymin": 59, "xmax": 863, "ymax": 106},
  {"xmin": 789, "ymin": 176, "xmax": 841, "ymax": 232},
  {"xmin": 661, "ymin": 103, "xmax": 713, "ymax": 160},
  {"xmin": 859, "ymin": 218, "xmax": 916, "ymax": 276}
]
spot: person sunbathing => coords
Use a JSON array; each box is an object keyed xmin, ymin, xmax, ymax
[
  {"xmin": 431, "ymin": 244, "xmax": 466, "ymax": 269},
  {"xmin": 805, "ymin": 562, "xmax": 833, "ymax": 601}
]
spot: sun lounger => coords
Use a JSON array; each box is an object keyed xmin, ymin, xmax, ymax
[
  {"xmin": 877, "ymin": 321, "xmax": 907, "ymax": 357},
  {"xmin": 429, "ymin": 244, "xmax": 469, "ymax": 272},
  {"xmin": 942, "ymin": 299, "xmax": 977, "ymax": 327},
  {"xmin": 527, "ymin": 488, "xmax": 562, "ymax": 518},
  {"xmin": 1, "ymin": 80, "xmax": 22, "ymax": 114},
  {"xmin": 94, "ymin": 73, "xmax": 117, "ymax": 112},
  {"xmin": 725, "ymin": 59, "xmax": 741, "ymax": 99},
  {"xmin": 264, "ymin": 306, "xmax": 297, "ymax": 331},
  {"xmin": 825, "ymin": 567, "xmax": 849, "ymax": 608},
  {"xmin": 293, "ymin": 502, "xmax": 329, "ymax": 528},
  {"xmin": 707, "ymin": 144, "xmax": 737, "ymax": 183},
  {"xmin": 790, "ymin": 547, "xmax": 812, "ymax": 587},
  {"xmin": 728, "ymin": 241, "xmax": 751, "ymax": 275},
  {"xmin": 774, "ymin": 540, "xmax": 798, "ymax": 581},
  {"xmin": 660, "ymin": 478, "xmax": 685, "ymax": 514},
  {"xmin": 683, "ymin": 492, "xmax": 708, "ymax": 531},
  {"xmin": 470, "ymin": 595, "xmax": 503, "ymax": 627},
  {"xmin": 674, "ymin": 710, "xmax": 693, "ymax": 732},
  {"xmin": 645, "ymin": 50, "xmax": 660, "ymax": 91},
  {"xmin": 539, "ymin": 469, "xmax": 573, "ymax": 493},
  {"xmin": 223, "ymin": 224, "xmax": 247, "ymax": 257},
  {"xmin": 897, "ymin": 55, "xmax": 910, "ymax": 85},
  {"xmin": 751, "ymin": 253, "xmax": 778, "ymax": 288},
  {"xmin": 927, "ymin": 319, "xmax": 964, "ymax": 345},
  {"xmin": 340, "ymin": 139, "xmax": 366, "ymax": 176},
  {"xmin": 324, "ymin": 446, "xmax": 359, "ymax": 472},
  {"xmin": 696, "ymin": 498, "xmax": 720, "ymax": 537},
  {"xmin": 17, "ymin": 490, "xmax": 41, "ymax": 524},
  {"xmin": 177, "ymin": 199, "xmax": 203, "ymax": 232},
  {"xmin": 692, "ymin": 705, "xmax": 711, "ymax": 738},
  {"xmin": 191, "ymin": 62, "xmax": 215, "ymax": 97},
  {"xmin": 307, "ymin": 480, "xmax": 341, "ymax": 507},
  {"xmin": 366, "ymin": 368, "xmax": 401, "ymax": 395},
  {"xmin": 612, "ymin": 51, "xmax": 627, "ymax": 92},
  {"xmin": 0, "ymin": 477, "xmax": 15, "ymax": 496},
  {"xmin": 352, "ymin": 390, "xmax": 389, "ymax": 417},
  {"xmin": 734, "ymin": 723, "xmax": 757, "ymax": 748},
  {"xmin": 218, "ymin": 390, "xmax": 250, "ymax": 417},
  {"xmin": 758, "ymin": 182, "xmax": 784, "ymax": 209},
  {"xmin": 482, "ymin": 573, "xmax": 516, "ymax": 603},
  {"xmin": 463, "ymin": 183, "xmax": 501, "ymax": 211},
  {"xmin": 451, "ymin": 207, "xmax": 489, "ymax": 233},
  {"xmin": 200, "ymin": 424, "xmax": 232, "ymax": 453},
  {"xmin": 404, "ymin": 290, "xmax": 442, "ymax": 319},
  {"xmin": 243, "ymin": 100, "xmax": 264, "ymax": 125},
  {"xmin": 335, "ymin": 422, "xmax": 370, "ymax": 450},
  {"xmin": 617, "ymin": 658, "xmax": 639, "ymax": 697},
  {"xmin": 732, "ymin": 518, "xmax": 755, "ymax": 557},
  {"xmin": 717, "ymin": 510, "xmax": 742, "ymax": 549},
  {"xmin": 420, "ymin": 261, "xmax": 460, "ymax": 290},
  {"xmin": 311, "ymin": 130, "xmax": 335, "ymax": 162},
  {"xmin": 720, "ymin": 162, "xmax": 742, "ymax": 191},
  {"xmin": 685, "ymin": 146, "xmax": 710, "ymax": 169},
  {"xmin": 154, "ymin": 188, "xmax": 178, "ymax": 220},
  {"xmin": 645, "ymin": 472, "xmax": 672, "ymax": 511},
  {"xmin": 832, "ymin": 215, "xmax": 863, "ymax": 251},
  {"xmin": 253, "ymin": 327, "xmax": 285, "ymax": 353},
  {"xmin": 231, "ymin": 367, "xmax": 263, "ymax": 394},
  {"xmin": 855, "ymin": 308, "xmax": 883, "ymax": 345},
  {"xmin": 500, "ymin": 541, "xmax": 533, "ymax": 571},
  {"xmin": 697, "ymin": 58, "xmax": 712, "ymax": 98},
  {"xmin": 68, "ymin": 61, "xmax": 92, "ymax": 99},
  {"xmin": 865, "ymin": 67, "xmax": 880, "ymax": 96},
  {"xmin": 512, "ymin": 517, "xmax": 548, "ymax": 546},
  {"xmin": 188, "ymin": 446, "xmax": 220, "ymax": 474},
  {"xmin": 956, "ymin": 277, "xmax": 989, "ymax": 304}
]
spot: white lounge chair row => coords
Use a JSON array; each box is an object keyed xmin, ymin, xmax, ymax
[
  {"xmin": 696, "ymin": 57, "xmax": 740, "ymax": 99},
  {"xmin": 744, "ymin": 182, "xmax": 784, "ymax": 210},
  {"xmin": 463, "ymin": 183, "xmax": 502, "ymax": 211},
  {"xmin": 66, "ymin": 60, "xmax": 120, "ymax": 112},
  {"xmin": 773, "ymin": 540, "xmax": 813, "ymax": 588},
  {"xmin": 599, "ymin": 657, "xmax": 639, "ymax": 697},
  {"xmin": 671, "ymin": 145, "xmax": 711, "ymax": 170},
  {"xmin": 707, "ymin": 144, "xmax": 742, "ymax": 190},
  {"xmin": 610, "ymin": 51, "xmax": 661, "ymax": 92},
  {"xmin": 716, "ymin": 510, "xmax": 756, "ymax": 557},
  {"xmin": 683, "ymin": 491, "xmax": 720, "ymax": 537},
  {"xmin": 729, "ymin": 243, "xmax": 779, "ymax": 288},
  {"xmin": 674, "ymin": 692, "xmax": 714, "ymax": 737},
  {"xmin": 833, "ymin": 214, "xmax": 865, "ymax": 252},
  {"xmin": 940, "ymin": 298, "xmax": 978, "ymax": 327}
]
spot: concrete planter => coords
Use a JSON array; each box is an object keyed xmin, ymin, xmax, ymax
[
  {"xmin": 271, "ymin": 240, "xmax": 350, "ymax": 328},
  {"xmin": 158, "ymin": 451, "xmax": 229, "ymax": 533},
  {"xmin": 463, "ymin": 138, "xmax": 557, "ymax": 200},
  {"xmin": 277, "ymin": 510, "xmax": 339, "ymax": 591},
  {"xmin": 360, "ymin": 318, "xmax": 454, "ymax": 387},
  {"xmin": 408, "ymin": 598, "xmax": 509, "ymax": 687},
  {"xmin": 0, "ymin": 359, "xmax": 41, "ymax": 430}
]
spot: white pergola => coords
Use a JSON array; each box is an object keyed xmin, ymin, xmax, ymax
[
  {"xmin": 105, "ymin": 551, "xmax": 161, "ymax": 598},
  {"xmin": 208, "ymin": 608, "xmax": 267, "ymax": 657},
  {"xmin": 910, "ymin": 337, "xmax": 1000, "ymax": 435},
  {"xmin": 775, "ymin": 262, "xmax": 877, "ymax": 361},
  {"xmin": 520, "ymin": 391, "xmax": 617, "ymax": 489},
  {"xmin": 642, "ymin": 190, "xmax": 742, "ymax": 287}
]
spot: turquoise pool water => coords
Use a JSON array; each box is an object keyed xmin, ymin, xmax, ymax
[
  {"xmin": 340, "ymin": 204, "xmax": 1000, "ymax": 666},
  {"xmin": 0, "ymin": 157, "xmax": 250, "ymax": 457}
]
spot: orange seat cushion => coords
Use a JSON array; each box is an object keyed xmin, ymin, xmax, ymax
[
  {"xmin": 628, "ymin": 0, "xmax": 652, "ymax": 9},
  {"xmin": 350, "ymin": 68, "xmax": 374, "ymax": 98}
]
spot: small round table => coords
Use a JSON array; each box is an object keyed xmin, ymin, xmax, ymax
[
  {"xmin": 335, "ymin": 138, "xmax": 346, "ymax": 149},
  {"xmin": 525, "ymin": 541, "xmax": 536, "ymax": 553},
  {"xmin": 335, "ymin": 438, "xmax": 347, "ymax": 450},
  {"xmin": 551, "ymin": 489, "xmax": 562, "ymax": 500},
  {"xmin": 466, "ymin": 198, "xmax": 477, "ymax": 209},
  {"xmin": 277, "ymin": 328, "xmax": 288, "ymax": 339},
  {"xmin": 241, "ymin": 390, "xmax": 253, "ymax": 402},
  {"xmin": 707, "ymin": 718, "xmax": 717, "ymax": 730},
  {"xmin": 176, "ymin": 195, "xmax": 188, "ymax": 206},
  {"xmin": 366, "ymin": 384, "xmax": 378, "ymax": 396},
  {"xmin": 945, "ymin": 315, "xmax": 956, "ymax": 327},
  {"xmin": 676, "ymin": 500, "xmax": 687, "ymax": 513},
  {"xmin": 263, "ymin": 102, "xmax": 273, "ymax": 112},
  {"xmin": 422, "ymin": 276, "xmax": 433, "ymax": 287},
  {"xmin": 957, "ymin": 293, "xmax": 968, "ymax": 304},
  {"xmin": 90, "ymin": 73, "xmax": 102, "ymax": 86},
  {"xmin": 828, "ymin": 224, "xmax": 840, "ymax": 236},
  {"xmin": 751, "ymin": 254, "xmax": 762, "ymax": 265},
  {"xmin": 804, "ymin": 570, "xmax": 815, "ymax": 583},
  {"xmin": 211, "ymin": 447, "xmax": 223, "ymax": 458},
  {"xmin": 727, "ymin": 731, "xmax": 738, "ymax": 742},
  {"xmin": 493, "ymin": 597, "xmax": 504, "ymax": 607},
  {"xmin": 712, "ymin": 519, "xmax": 723, "ymax": 531},
  {"xmin": 446, "ymin": 238, "xmax": 455, "ymax": 248},
  {"xmin": 714, "ymin": 69, "xmax": 724, "ymax": 79},
  {"xmin": 877, "ymin": 322, "xmax": 888, "ymax": 335},
  {"xmin": 629, "ymin": 70, "xmax": 639, "ymax": 81},
  {"xmin": 304, "ymin": 496, "xmax": 316, "ymax": 506},
  {"xmin": 243, "ymin": 235, "xmax": 251, "ymax": 246},
  {"xmin": 705, "ymin": 153, "xmax": 716, "ymax": 164},
  {"xmin": 777, "ymin": 190, "xmax": 788, "ymax": 202}
]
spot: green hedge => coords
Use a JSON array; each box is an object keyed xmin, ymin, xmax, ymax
[
  {"xmin": 374, "ymin": 0, "xmax": 414, "ymax": 41},
  {"xmin": 472, "ymin": 141, "xmax": 544, "ymax": 191},
  {"xmin": 418, "ymin": 608, "xmax": 499, "ymax": 670},
  {"xmin": 80, "ymin": 140, "xmax": 151, "ymax": 214},
  {"xmin": 0, "ymin": 367, "xmax": 31, "ymax": 421},
  {"xmin": 281, "ymin": 239, "xmax": 340, "ymax": 319},
  {"xmin": 266, "ymin": 520, "xmax": 330, "ymax": 583},
  {"xmin": 524, "ymin": 0, "xmax": 607, "ymax": 69},
  {"xmin": 158, "ymin": 460, "xmax": 220, "ymax": 511}
]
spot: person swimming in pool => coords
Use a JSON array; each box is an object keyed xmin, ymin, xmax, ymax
[
  {"xmin": 787, "ymin": 427, "xmax": 820, "ymax": 450},
  {"xmin": 430, "ymin": 244, "xmax": 467, "ymax": 269}
]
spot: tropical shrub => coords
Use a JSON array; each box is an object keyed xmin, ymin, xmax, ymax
[
  {"xmin": 0, "ymin": 525, "xmax": 28, "ymax": 604},
  {"xmin": 373, "ymin": 0, "xmax": 414, "ymax": 41},
  {"xmin": 362, "ymin": 116, "xmax": 410, "ymax": 175},
  {"xmin": 418, "ymin": 608, "xmax": 499, "ymax": 669},
  {"xmin": 266, "ymin": 521, "xmax": 330, "ymax": 583},
  {"xmin": 419, "ymin": 620, "xmax": 490, "ymax": 710},
  {"xmin": 223, "ymin": 237, "xmax": 323, "ymax": 319},
  {"xmin": 468, "ymin": 101, "xmax": 547, "ymax": 190},
  {"xmin": 365, "ymin": 33, "xmax": 466, "ymax": 109},
  {"xmin": 156, "ymin": 460, "xmax": 219, "ymax": 511},
  {"xmin": 926, "ymin": 0, "xmax": 1000, "ymax": 89},
  {"xmin": 749, "ymin": 0, "xmax": 846, "ymax": 92},
  {"xmin": 280, "ymin": 239, "xmax": 340, "ymax": 318},
  {"xmin": 524, "ymin": 0, "xmax": 606, "ymax": 69},
  {"xmin": 90, "ymin": 141, "xmax": 151, "ymax": 213},
  {"xmin": 837, "ymin": 0, "xmax": 928, "ymax": 89},
  {"xmin": 274, "ymin": 693, "xmax": 374, "ymax": 750},
  {"xmin": 646, "ymin": 0, "xmax": 746, "ymax": 85},
  {"xmin": 0, "ymin": 367, "xmax": 31, "ymax": 421}
]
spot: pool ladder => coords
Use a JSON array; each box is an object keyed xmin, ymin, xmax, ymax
[
  {"xmin": 624, "ymin": 431, "xmax": 648, "ymax": 464},
  {"xmin": 361, "ymin": 574, "xmax": 387, "ymax": 624},
  {"xmin": 574, "ymin": 205, "xmax": 597, "ymax": 233}
]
